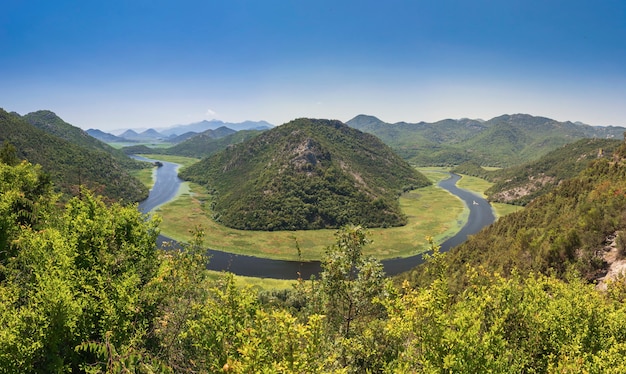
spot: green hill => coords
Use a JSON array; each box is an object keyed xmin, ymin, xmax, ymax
[
  {"xmin": 0, "ymin": 108, "xmax": 148, "ymax": 202},
  {"xmin": 485, "ymin": 138, "xmax": 622, "ymax": 205},
  {"xmin": 23, "ymin": 110, "xmax": 147, "ymax": 170},
  {"xmin": 180, "ymin": 118, "xmax": 430, "ymax": 230},
  {"xmin": 162, "ymin": 128, "xmax": 263, "ymax": 158},
  {"xmin": 347, "ymin": 113, "xmax": 626, "ymax": 167},
  {"xmin": 452, "ymin": 137, "xmax": 623, "ymax": 205},
  {"xmin": 406, "ymin": 135, "xmax": 626, "ymax": 291}
]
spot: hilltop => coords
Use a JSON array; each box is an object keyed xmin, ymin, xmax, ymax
[
  {"xmin": 180, "ymin": 118, "xmax": 430, "ymax": 230},
  {"xmin": 347, "ymin": 113, "xmax": 626, "ymax": 167},
  {"xmin": 0, "ymin": 109, "xmax": 148, "ymax": 202}
]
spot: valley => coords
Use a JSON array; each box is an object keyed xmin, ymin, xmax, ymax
[
  {"xmin": 132, "ymin": 155, "xmax": 498, "ymax": 278},
  {"xmin": 5, "ymin": 109, "xmax": 626, "ymax": 372}
]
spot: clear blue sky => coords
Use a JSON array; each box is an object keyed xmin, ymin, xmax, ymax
[{"xmin": 2, "ymin": 0, "xmax": 626, "ymax": 130}]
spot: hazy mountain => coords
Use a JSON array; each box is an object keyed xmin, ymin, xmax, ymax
[
  {"xmin": 117, "ymin": 128, "xmax": 165, "ymax": 141},
  {"xmin": 160, "ymin": 119, "xmax": 273, "ymax": 136},
  {"xmin": 165, "ymin": 131, "xmax": 198, "ymax": 143},
  {"xmin": 86, "ymin": 129, "xmax": 130, "ymax": 143},
  {"xmin": 180, "ymin": 118, "xmax": 430, "ymax": 231}
]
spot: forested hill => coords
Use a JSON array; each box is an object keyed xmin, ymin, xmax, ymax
[
  {"xmin": 452, "ymin": 137, "xmax": 623, "ymax": 205},
  {"xmin": 347, "ymin": 113, "xmax": 626, "ymax": 167},
  {"xmin": 406, "ymin": 135, "xmax": 626, "ymax": 291},
  {"xmin": 23, "ymin": 110, "xmax": 145, "ymax": 169},
  {"xmin": 180, "ymin": 118, "xmax": 430, "ymax": 230},
  {"xmin": 0, "ymin": 108, "xmax": 148, "ymax": 202},
  {"xmin": 160, "ymin": 128, "xmax": 263, "ymax": 158}
]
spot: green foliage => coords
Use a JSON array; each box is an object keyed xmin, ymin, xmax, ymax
[
  {"xmin": 384, "ymin": 270, "xmax": 626, "ymax": 373},
  {"xmin": 180, "ymin": 118, "xmax": 430, "ymax": 230},
  {"xmin": 0, "ymin": 141, "xmax": 19, "ymax": 166},
  {"xmin": 8, "ymin": 152, "xmax": 626, "ymax": 372},
  {"xmin": 484, "ymin": 138, "xmax": 621, "ymax": 205}
]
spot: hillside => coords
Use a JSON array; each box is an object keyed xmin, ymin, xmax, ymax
[
  {"xmin": 162, "ymin": 128, "xmax": 261, "ymax": 158},
  {"xmin": 0, "ymin": 109, "xmax": 148, "ymax": 202},
  {"xmin": 451, "ymin": 137, "xmax": 623, "ymax": 205},
  {"xmin": 485, "ymin": 138, "xmax": 622, "ymax": 205},
  {"xmin": 347, "ymin": 113, "xmax": 626, "ymax": 166},
  {"xmin": 180, "ymin": 118, "xmax": 430, "ymax": 230},
  {"xmin": 23, "ymin": 110, "xmax": 146, "ymax": 170},
  {"xmin": 406, "ymin": 135, "xmax": 626, "ymax": 292}
]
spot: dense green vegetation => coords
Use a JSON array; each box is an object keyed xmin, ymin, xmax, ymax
[
  {"xmin": 0, "ymin": 109, "xmax": 149, "ymax": 202},
  {"xmin": 6, "ymin": 158, "xmax": 626, "ymax": 372},
  {"xmin": 180, "ymin": 118, "xmax": 431, "ymax": 230},
  {"xmin": 347, "ymin": 113, "xmax": 625, "ymax": 167},
  {"xmin": 405, "ymin": 136, "xmax": 626, "ymax": 294},
  {"xmin": 453, "ymin": 138, "xmax": 622, "ymax": 205}
]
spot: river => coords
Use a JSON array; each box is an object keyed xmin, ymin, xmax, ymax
[{"xmin": 135, "ymin": 156, "xmax": 496, "ymax": 279}]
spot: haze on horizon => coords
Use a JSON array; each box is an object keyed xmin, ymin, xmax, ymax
[{"xmin": 2, "ymin": 1, "xmax": 626, "ymax": 131}]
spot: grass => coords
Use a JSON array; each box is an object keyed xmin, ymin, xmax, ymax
[
  {"xmin": 128, "ymin": 167, "xmax": 156, "ymax": 189},
  {"xmin": 139, "ymin": 154, "xmax": 200, "ymax": 168}
]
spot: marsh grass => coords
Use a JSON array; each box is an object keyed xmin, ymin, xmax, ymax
[{"xmin": 128, "ymin": 167, "xmax": 156, "ymax": 189}]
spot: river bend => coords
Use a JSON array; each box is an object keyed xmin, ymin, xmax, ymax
[{"xmin": 136, "ymin": 156, "xmax": 496, "ymax": 279}]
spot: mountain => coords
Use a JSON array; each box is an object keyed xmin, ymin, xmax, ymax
[
  {"xmin": 347, "ymin": 113, "xmax": 626, "ymax": 167},
  {"xmin": 180, "ymin": 118, "xmax": 430, "ymax": 231},
  {"xmin": 160, "ymin": 119, "xmax": 273, "ymax": 136},
  {"xmin": 117, "ymin": 128, "xmax": 165, "ymax": 141},
  {"xmin": 485, "ymin": 138, "xmax": 622, "ymax": 205},
  {"xmin": 86, "ymin": 129, "xmax": 130, "ymax": 143},
  {"xmin": 0, "ymin": 109, "xmax": 148, "ymax": 202},
  {"xmin": 119, "ymin": 129, "xmax": 141, "ymax": 140},
  {"xmin": 161, "ymin": 128, "xmax": 259, "ymax": 158},
  {"xmin": 453, "ymin": 137, "xmax": 624, "ymax": 205},
  {"xmin": 165, "ymin": 131, "xmax": 198, "ymax": 143}
]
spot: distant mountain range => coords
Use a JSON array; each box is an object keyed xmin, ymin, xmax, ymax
[
  {"xmin": 159, "ymin": 119, "xmax": 274, "ymax": 135},
  {"xmin": 89, "ymin": 119, "xmax": 274, "ymax": 144},
  {"xmin": 346, "ymin": 113, "xmax": 626, "ymax": 167}
]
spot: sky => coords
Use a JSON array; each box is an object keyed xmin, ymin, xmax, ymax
[{"xmin": 2, "ymin": 0, "xmax": 626, "ymax": 131}]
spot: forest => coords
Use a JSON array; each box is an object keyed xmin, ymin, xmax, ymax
[{"xmin": 5, "ymin": 137, "xmax": 626, "ymax": 373}]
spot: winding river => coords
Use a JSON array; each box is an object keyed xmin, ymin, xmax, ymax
[{"xmin": 134, "ymin": 156, "xmax": 496, "ymax": 279}]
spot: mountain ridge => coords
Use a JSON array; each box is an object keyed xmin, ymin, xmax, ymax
[{"xmin": 346, "ymin": 113, "xmax": 626, "ymax": 167}]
